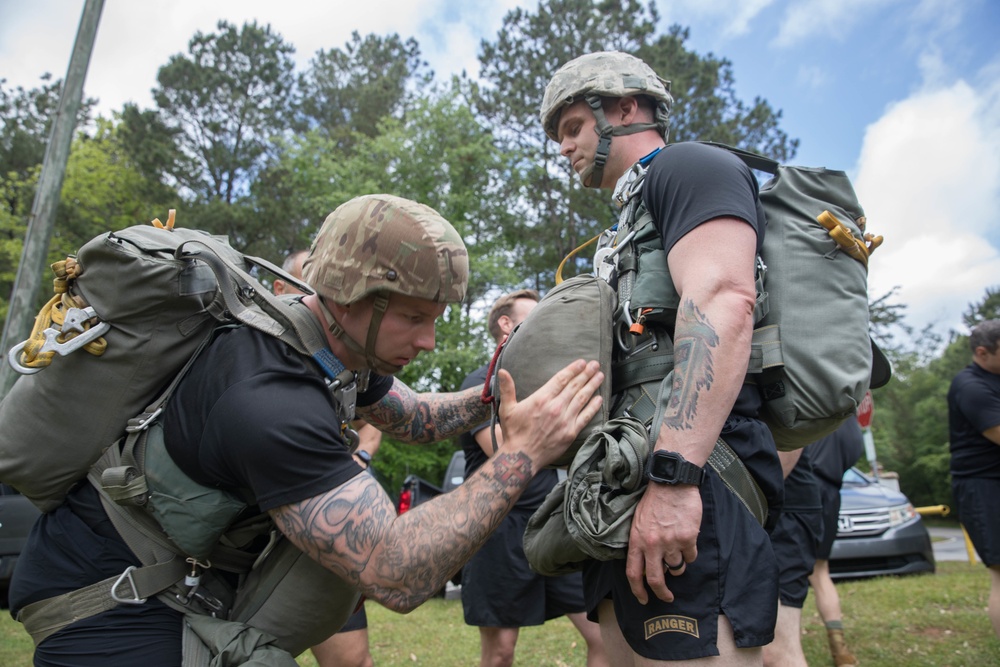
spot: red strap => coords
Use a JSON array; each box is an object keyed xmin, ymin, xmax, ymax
[{"xmin": 481, "ymin": 334, "xmax": 508, "ymax": 404}]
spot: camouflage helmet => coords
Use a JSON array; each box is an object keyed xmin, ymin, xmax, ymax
[
  {"xmin": 304, "ymin": 194, "xmax": 469, "ymax": 306},
  {"xmin": 540, "ymin": 51, "xmax": 673, "ymax": 143}
]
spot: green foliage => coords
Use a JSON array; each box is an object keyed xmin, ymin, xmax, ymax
[
  {"xmin": 478, "ymin": 0, "xmax": 658, "ymax": 286},
  {"xmin": 153, "ymin": 20, "xmax": 297, "ymax": 204},
  {"xmin": 637, "ymin": 26, "xmax": 798, "ymax": 159},
  {"xmin": 297, "ymin": 31, "xmax": 431, "ymax": 149},
  {"xmin": 0, "ymin": 74, "xmax": 95, "ymax": 187}
]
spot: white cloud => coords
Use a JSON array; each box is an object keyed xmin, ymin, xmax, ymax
[
  {"xmin": 656, "ymin": 0, "xmax": 774, "ymax": 39},
  {"xmin": 0, "ymin": 0, "xmax": 522, "ymax": 116},
  {"xmin": 773, "ymin": 0, "xmax": 902, "ymax": 48},
  {"xmin": 856, "ymin": 71, "xmax": 1000, "ymax": 332}
]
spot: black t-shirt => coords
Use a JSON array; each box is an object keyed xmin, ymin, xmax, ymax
[
  {"xmin": 9, "ymin": 323, "xmax": 392, "ymax": 643},
  {"xmin": 948, "ymin": 363, "xmax": 1000, "ymax": 479},
  {"xmin": 641, "ymin": 142, "xmax": 783, "ymax": 514},
  {"xmin": 458, "ymin": 364, "xmax": 558, "ymax": 510},
  {"xmin": 163, "ymin": 325, "xmax": 394, "ymax": 511},
  {"xmin": 809, "ymin": 418, "xmax": 864, "ymax": 488}
]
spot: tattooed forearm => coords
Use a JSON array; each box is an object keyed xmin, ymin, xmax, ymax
[
  {"xmin": 362, "ymin": 379, "xmax": 491, "ymax": 443},
  {"xmin": 374, "ymin": 450, "xmax": 534, "ymax": 610},
  {"xmin": 272, "ymin": 451, "xmax": 534, "ymax": 613},
  {"xmin": 664, "ymin": 299, "xmax": 719, "ymax": 431}
]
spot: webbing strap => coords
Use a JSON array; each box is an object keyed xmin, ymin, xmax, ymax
[
  {"xmin": 16, "ymin": 559, "xmax": 188, "ymax": 646},
  {"xmin": 612, "ymin": 354, "xmax": 675, "ymax": 395},
  {"xmin": 614, "ymin": 352, "xmax": 767, "ymax": 526},
  {"xmin": 707, "ymin": 438, "xmax": 769, "ymax": 527}
]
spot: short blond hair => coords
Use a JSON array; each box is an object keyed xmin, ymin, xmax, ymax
[{"xmin": 487, "ymin": 289, "xmax": 540, "ymax": 343}]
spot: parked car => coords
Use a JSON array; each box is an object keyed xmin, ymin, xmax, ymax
[
  {"xmin": 0, "ymin": 483, "xmax": 41, "ymax": 608},
  {"xmin": 828, "ymin": 467, "xmax": 935, "ymax": 580},
  {"xmin": 396, "ymin": 450, "xmax": 466, "ymax": 515}
]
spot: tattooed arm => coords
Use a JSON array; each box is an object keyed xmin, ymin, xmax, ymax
[
  {"xmin": 626, "ymin": 217, "xmax": 759, "ymax": 604},
  {"xmin": 357, "ymin": 379, "xmax": 491, "ymax": 443},
  {"xmin": 271, "ymin": 360, "xmax": 604, "ymax": 612}
]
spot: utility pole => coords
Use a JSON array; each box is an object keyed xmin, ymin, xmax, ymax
[{"xmin": 0, "ymin": 0, "xmax": 105, "ymax": 398}]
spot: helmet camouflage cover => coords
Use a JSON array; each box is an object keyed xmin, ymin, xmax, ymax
[
  {"xmin": 304, "ymin": 194, "xmax": 469, "ymax": 306},
  {"xmin": 540, "ymin": 50, "xmax": 673, "ymax": 142}
]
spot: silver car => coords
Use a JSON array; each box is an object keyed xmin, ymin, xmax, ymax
[{"xmin": 829, "ymin": 467, "xmax": 936, "ymax": 580}]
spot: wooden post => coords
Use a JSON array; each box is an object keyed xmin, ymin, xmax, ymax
[{"xmin": 0, "ymin": 0, "xmax": 105, "ymax": 398}]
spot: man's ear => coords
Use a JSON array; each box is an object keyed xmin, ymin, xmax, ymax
[
  {"xmin": 272, "ymin": 279, "xmax": 287, "ymax": 295},
  {"xmin": 617, "ymin": 96, "xmax": 640, "ymax": 125}
]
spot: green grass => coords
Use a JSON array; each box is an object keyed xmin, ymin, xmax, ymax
[{"xmin": 3, "ymin": 562, "xmax": 998, "ymax": 666}]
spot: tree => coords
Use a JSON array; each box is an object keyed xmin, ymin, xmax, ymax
[
  {"xmin": 152, "ymin": 20, "xmax": 296, "ymax": 205},
  {"xmin": 267, "ymin": 81, "xmax": 524, "ymax": 495},
  {"xmin": 297, "ymin": 31, "xmax": 431, "ymax": 150},
  {"xmin": 0, "ymin": 75, "xmax": 95, "ymax": 214},
  {"xmin": 636, "ymin": 26, "xmax": 797, "ymax": 158}
]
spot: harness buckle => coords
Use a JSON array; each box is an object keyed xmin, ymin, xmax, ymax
[{"xmin": 110, "ymin": 566, "xmax": 147, "ymax": 605}]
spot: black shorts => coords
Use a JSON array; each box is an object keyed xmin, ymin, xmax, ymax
[
  {"xmin": 462, "ymin": 508, "xmax": 586, "ymax": 627},
  {"xmin": 770, "ymin": 508, "xmax": 823, "ymax": 607},
  {"xmin": 952, "ymin": 476, "xmax": 1000, "ymax": 566},
  {"xmin": 583, "ymin": 469, "xmax": 778, "ymax": 660},
  {"xmin": 816, "ymin": 481, "xmax": 841, "ymax": 560},
  {"xmin": 339, "ymin": 603, "xmax": 368, "ymax": 632}
]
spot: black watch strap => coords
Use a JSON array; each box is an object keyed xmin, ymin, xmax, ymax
[{"xmin": 646, "ymin": 450, "xmax": 706, "ymax": 486}]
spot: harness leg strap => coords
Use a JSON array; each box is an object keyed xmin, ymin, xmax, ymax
[{"xmin": 16, "ymin": 559, "xmax": 188, "ymax": 646}]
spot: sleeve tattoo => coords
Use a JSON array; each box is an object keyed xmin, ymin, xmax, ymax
[
  {"xmin": 665, "ymin": 299, "xmax": 719, "ymax": 431},
  {"xmin": 362, "ymin": 380, "xmax": 491, "ymax": 443}
]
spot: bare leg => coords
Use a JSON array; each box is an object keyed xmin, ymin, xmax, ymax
[
  {"xmin": 807, "ymin": 559, "xmax": 843, "ymax": 624},
  {"xmin": 310, "ymin": 629, "xmax": 373, "ymax": 667},
  {"xmin": 567, "ymin": 611, "xmax": 610, "ymax": 667},
  {"xmin": 808, "ymin": 559, "xmax": 858, "ymax": 666},
  {"xmin": 761, "ymin": 603, "xmax": 807, "ymax": 667},
  {"xmin": 478, "ymin": 626, "xmax": 519, "ymax": 667},
  {"xmin": 989, "ymin": 565, "xmax": 1000, "ymax": 639},
  {"xmin": 596, "ymin": 599, "xmax": 762, "ymax": 666}
]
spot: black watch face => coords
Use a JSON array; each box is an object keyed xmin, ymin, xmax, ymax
[
  {"xmin": 652, "ymin": 454, "xmax": 679, "ymax": 481},
  {"xmin": 649, "ymin": 451, "xmax": 702, "ymax": 485}
]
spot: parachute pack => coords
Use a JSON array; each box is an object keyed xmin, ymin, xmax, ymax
[
  {"xmin": 0, "ymin": 212, "xmax": 365, "ymax": 657},
  {"xmin": 720, "ymin": 143, "xmax": 891, "ymax": 449},
  {"xmin": 489, "ymin": 143, "xmax": 890, "ymax": 464},
  {"xmin": 0, "ymin": 211, "xmax": 343, "ymax": 512}
]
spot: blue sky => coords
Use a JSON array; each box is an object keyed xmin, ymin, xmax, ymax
[{"xmin": 1, "ymin": 0, "xmax": 998, "ymax": 339}]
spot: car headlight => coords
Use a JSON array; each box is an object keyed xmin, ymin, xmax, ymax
[{"xmin": 887, "ymin": 502, "xmax": 917, "ymax": 527}]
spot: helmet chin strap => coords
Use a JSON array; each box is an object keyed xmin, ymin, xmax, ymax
[
  {"xmin": 318, "ymin": 294, "xmax": 403, "ymax": 376},
  {"xmin": 582, "ymin": 94, "xmax": 663, "ymax": 189}
]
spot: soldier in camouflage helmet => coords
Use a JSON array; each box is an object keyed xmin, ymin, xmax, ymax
[
  {"xmin": 540, "ymin": 54, "xmax": 784, "ymax": 664},
  {"xmin": 540, "ymin": 51, "xmax": 672, "ymax": 189},
  {"xmin": 8, "ymin": 190, "xmax": 607, "ymax": 666},
  {"xmin": 304, "ymin": 194, "xmax": 469, "ymax": 375}
]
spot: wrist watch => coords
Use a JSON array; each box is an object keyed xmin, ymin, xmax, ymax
[
  {"xmin": 355, "ymin": 450, "xmax": 372, "ymax": 467},
  {"xmin": 646, "ymin": 450, "xmax": 706, "ymax": 486}
]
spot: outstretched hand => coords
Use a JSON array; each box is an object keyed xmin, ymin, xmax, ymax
[{"xmin": 495, "ymin": 359, "xmax": 604, "ymax": 468}]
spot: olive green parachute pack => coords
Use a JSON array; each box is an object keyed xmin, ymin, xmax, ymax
[{"xmin": 0, "ymin": 212, "xmax": 362, "ymax": 662}]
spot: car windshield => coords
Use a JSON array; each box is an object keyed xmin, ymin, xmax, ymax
[{"xmin": 842, "ymin": 467, "xmax": 872, "ymax": 486}]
